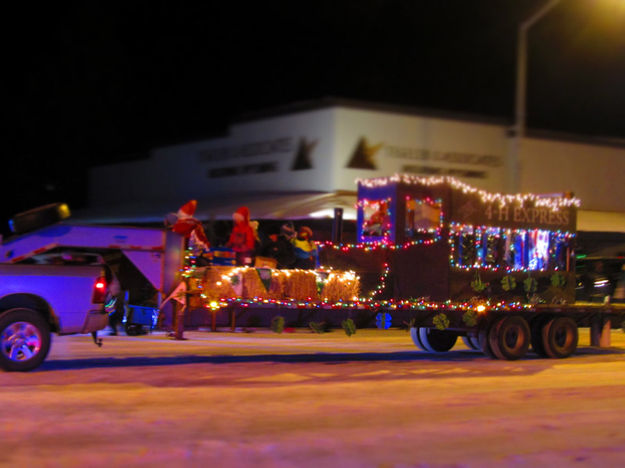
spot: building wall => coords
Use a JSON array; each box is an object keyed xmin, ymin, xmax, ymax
[
  {"xmin": 520, "ymin": 137, "xmax": 625, "ymax": 212},
  {"xmin": 332, "ymin": 108, "xmax": 509, "ymax": 193},
  {"xmin": 90, "ymin": 108, "xmax": 337, "ymax": 207}
]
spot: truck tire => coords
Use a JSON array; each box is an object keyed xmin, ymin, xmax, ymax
[
  {"xmin": 530, "ymin": 316, "xmax": 550, "ymax": 358},
  {"xmin": 409, "ymin": 327, "xmax": 427, "ymax": 351},
  {"xmin": 125, "ymin": 323, "xmax": 144, "ymax": 336},
  {"xmin": 461, "ymin": 334, "xmax": 480, "ymax": 351},
  {"xmin": 9, "ymin": 203, "xmax": 71, "ymax": 235},
  {"xmin": 417, "ymin": 327, "xmax": 457, "ymax": 352},
  {"xmin": 488, "ymin": 315, "xmax": 530, "ymax": 360},
  {"xmin": 542, "ymin": 316, "xmax": 578, "ymax": 359},
  {"xmin": 0, "ymin": 308, "xmax": 51, "ymax": 372},
  {"xmin": 478, "ymin": 325, "xmax": 496, "ymax": 359}
]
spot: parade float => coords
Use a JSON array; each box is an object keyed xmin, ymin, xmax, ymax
[{"xmin": 178, "ymin": 174, "xmax": 624, "ymax": 360}]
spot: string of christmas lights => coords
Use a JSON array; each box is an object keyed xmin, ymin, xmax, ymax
[
  {"xmin": 368, "ymin": 262, "xmax": 390, "ymax": 298},
  {"xmin": 357, "ymin": 174, "xmax": 581, "ymax": 211},
  {"xmin": 448, "ymin": 222, "xmax": 574, "ymax": 272},
  {"xmin": 199, "ymin": 295, "xmax": 535, "ymax": 313},
  {"xmin": 317, "ymin": 235, "xmax": 443, "ymax": 251}
]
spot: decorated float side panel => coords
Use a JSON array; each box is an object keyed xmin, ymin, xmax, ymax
[
  {"xmin": 357, "ymin": 184, "xmax": 397, "ymax": 243},
  {"xmin": 357, "ymin": 181, "xmax": 451, "ymax": 246},
  {"xmin": 395, "ymin": 184, "xmax": 449, "ymax": 246},
  {"xmin": 320, "ymin": 242, "xmax": 450, "ymax": 302},
  {"xmin": 448, "ymin": 269, "xmax": 576, "ymax": 304},
  {"xmin": 354, "ymin": 177, "xmax": 579, "ymax": 303},
  {"xmin": 448, "ymin": 189, "xmax": 577, "ymax": 232},
  {"xmin": 388, "ymin": 242, "xmax": 450, "ymax": 301},
  {"xmin": 320, "ymin": 248, "xmax": 390, "ymax": 298},
  {"xmin": 446, "ymin": 188, "xmax": 577, "ymax": 302}
]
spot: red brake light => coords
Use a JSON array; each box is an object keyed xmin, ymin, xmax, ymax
[{"xmin": 92, "ymin": 276, "xmax": 107, "ymax": 303}]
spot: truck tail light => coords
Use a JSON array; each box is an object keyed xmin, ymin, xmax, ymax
[{"xmin": 92, "ymin": 276, "xmax": 107, "ymax": 304}]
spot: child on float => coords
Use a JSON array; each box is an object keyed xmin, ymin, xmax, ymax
[{"xmin": 292, "ymin": 225, "xmax": 318, "ymax": 270}]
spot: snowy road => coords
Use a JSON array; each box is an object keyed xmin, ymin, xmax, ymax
[{"xmin": 1, "ymin": 328, "xmax": 625, "ymax": 467}]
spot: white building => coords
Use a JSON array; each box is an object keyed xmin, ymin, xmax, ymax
[{"xmin": 88, "ymin": 98, "xmax": 625, "ymax": 240}]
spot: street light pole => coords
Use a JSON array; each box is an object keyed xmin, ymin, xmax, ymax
[{"xmin": 510, "ymin": 0, "xmax": 561, "ymax": 193}]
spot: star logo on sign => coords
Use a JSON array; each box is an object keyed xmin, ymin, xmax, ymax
[
  {"xmin": 291, "ymin": 137, "xmax": 318, "ymax": 170},
  {"xmin": 346, "ymin": 137, "xmax": 384, "ymax": 170}
]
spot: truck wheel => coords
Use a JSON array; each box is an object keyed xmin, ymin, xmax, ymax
[
  {"xmin": 461, "ymin": 334, "xmax": 480, "ymax": 351},
  {"xmin": 530, "ymin": 317, "xmax": 549, "ymax": 358},
  {"xmin": 488, "ymin": 315, "xmax": 530, "ymax": 360},
  {"xmin": 417, "ymin": 328, "xmax": 457, "ymax": 352},
  {"xmin": 542, "ymin": 317, "xmax": 578, "ymax": 359},
  {"xmin": 478, "ymin": 326, "xmax": 496, "ymax": 359},
  {"xmin": 125, "ymin": 323, "xmax": 142, "ymax": 336},
  {"xmin": 410, "ymin": 327, "xmax": 427, "ymax": 351},
  {"xmin": 0, "ymin": 308, "xmax": 51, "ymax": 372}
]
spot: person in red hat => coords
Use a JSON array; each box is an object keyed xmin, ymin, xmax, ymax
[
  {"xmin": 292, "ymin": 225, "xmax": 318, "ymax": 269},
  {"xmin": 226, "ymin": 206, "xmax": 256, "ymax": 266},
  {"xmin": 166, "ymin": 200, "xmax": 210, "ymax": 250}
]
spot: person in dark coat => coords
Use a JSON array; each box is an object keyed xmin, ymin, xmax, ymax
[
  {"xmin": 261, "ymin": 224, "xmax": 296, "ymax": 269},
  {"xmin": 107, "ymin": 275, "xmax": 124, "ymax": 335}
]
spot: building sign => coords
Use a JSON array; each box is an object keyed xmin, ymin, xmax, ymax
[
  {"xmin": 198, "ymin": 137, "xmax": 318, "ymax": 178},
  {"xmin": 198, "ymin": 138, "xmax": 292, "ymax": 162},
  {"xmin": 346, "ymin": 136, "xmax": 503, "ymax": 181}
]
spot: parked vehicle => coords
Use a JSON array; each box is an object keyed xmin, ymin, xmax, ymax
[
  {"xmin": 0, "ymin": 221, "xmax": 184, "ymax": 329},
  {"xmin": 0, "ymin": 263, "xmax": 111, "ymax": 371},
  {"xmin": 575, "ymin": 256, "xmax": 625, "ymax": 302}
]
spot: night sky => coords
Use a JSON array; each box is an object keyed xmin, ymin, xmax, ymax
[{"xmin": 6, "ymin": 0, "xmax": 625, "ymax": 235}]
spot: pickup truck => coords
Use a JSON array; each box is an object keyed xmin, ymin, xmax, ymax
[{"xmin": 0, "ymin": 263, "xmax": 111, "ymax": 371}]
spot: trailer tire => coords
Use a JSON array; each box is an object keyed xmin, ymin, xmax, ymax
[
  {"xmin": 530, "ymin": 316, "xmax": 550, "ymax": 358},
  {"xmin": 462, "ymin": 334, "xmax": 481, "ymax": 351},
  {"xmin": 478, "ymin": 326, "xmax": 496, "ymax": 359},
  {"xmin": 542, "ymin": 316, "xmax": 578, "ymax": 359},
  {"xmin": 488, "ymin": 315, "xmax": 530, "ymax": 360},
  {"xmin": 409, "ymin": 327, "xmax": 428, "ymax": 351},
  {"xmin": 0, "ymin": 308, "xmax": 51, "ymax": 372},
  {"xmin": 125, "ymin": 323, "xmax": 143, "ymax": 336},
  {"xmin": 417, "ymin": 328, "xmax": 457, "ymax": 353}
]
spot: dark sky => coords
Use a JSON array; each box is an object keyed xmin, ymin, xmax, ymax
[{"xmin": 6, "ymin": 0, "xmax": 625, "ymax": 233}]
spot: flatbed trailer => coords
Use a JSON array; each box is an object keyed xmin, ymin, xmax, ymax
[{"xmin": 182, "ymin": 270, "xmax": 625, "ymax": 361}]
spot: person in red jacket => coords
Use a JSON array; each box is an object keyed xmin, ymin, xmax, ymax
[
  {"xmin": 226, "ymin": 206, "xmax": 256, "ymax": 265},
  {"xmin": 166, "ymin": 200, "xmax": 210, "ymax": 251}
]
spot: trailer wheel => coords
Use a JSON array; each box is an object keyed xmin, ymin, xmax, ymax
[
  {"xmin": 125, "ymin": 323, "xmax": 144, "ymax": 336},
  {"xmin": 417, "ymin": 328, "xmax": 457, "ymax": 352},
  {"xmin": 488, "ymin": 315, "xmax": 530, "ymax": 360},
  {"xmin": 530, "ymin": 316, "xmax": 550, "ymax": 357},
  {"xmin": 478, "ymin": 326, "xmax": 496, "ymax": 359},
  {"xmin": 461, "ymin": 334, "xmax": 480, "ymax": 351},
  {"xmin": 409, "ymin": 327, "xmax": 427, "ymax": 351},
  {"xmin": 542, "ymin": 317, "xmax": 578, "ymax": 359},
  {"xmin": 0, "ymin": 308, "xmax": 51, "ymax": 372}
]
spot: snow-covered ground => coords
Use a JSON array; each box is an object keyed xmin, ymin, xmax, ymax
[{"xmin": 1, "ymin": 327, "xmax": 624, "ymax": 467}]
